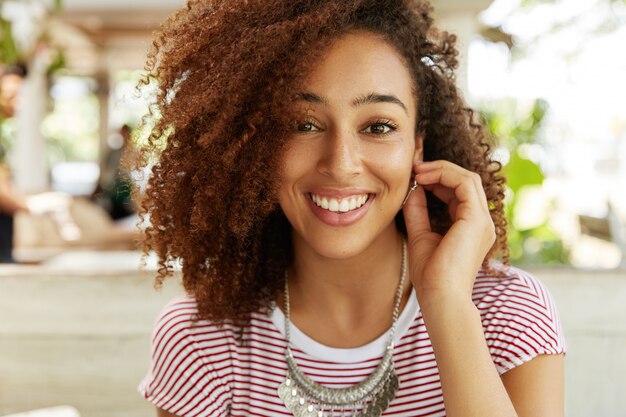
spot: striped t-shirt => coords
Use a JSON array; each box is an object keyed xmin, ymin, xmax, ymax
[{"xmin": 139, "ymin": 265, "xmax": 566, "ymax": 416}]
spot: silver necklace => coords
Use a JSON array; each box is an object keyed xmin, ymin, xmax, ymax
[{"xmin": 278, "ymin": 240, "xmax": 407, "ymax": 417}]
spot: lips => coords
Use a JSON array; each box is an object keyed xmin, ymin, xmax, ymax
[{"xmin": 306, "ymin": 190, "xmax": 374, "ymax": 226}]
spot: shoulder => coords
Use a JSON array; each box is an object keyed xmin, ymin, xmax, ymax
[
  {"xmin": 472, "ymin": 263, "xmax": 555, "ymax": 308},
  {"xmin": 139, "ymin": 295, "xmax": 235, "ymax": 416},
  {"xmin": 149, "ymin": 294, "xmax": 242, "ymax": 369},
  {"xmin": 472, "ymin": 264, "xmax": 567, "ymax": 374},
  {"xmin": 150, "ymin": 295, "xmax": 231, "ymax": 347},
  {"xmin": 151, "ymin": 295, "xmax": 200, "ymax": 341}
]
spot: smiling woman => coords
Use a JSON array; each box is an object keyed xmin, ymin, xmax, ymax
[
  {"xmin": 134, "ymin": 1, "xmax": 566, "ymax": 416},
  {"xmin": 278, "ymin": 32, "xmax": 418, "ymax": 254}
]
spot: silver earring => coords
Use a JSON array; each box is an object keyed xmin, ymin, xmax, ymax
[{"xmin": 401, "ymin": 177, "xmax": 419, "ymax": 207}]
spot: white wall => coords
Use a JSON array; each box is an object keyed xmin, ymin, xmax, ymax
[
  {"xmin": 530, "ymin": 267, "xmax": 626, "ymax": 417},
  {"xmin": 0, "ymin": 267, "xmax": 182, "ymax": 417}
]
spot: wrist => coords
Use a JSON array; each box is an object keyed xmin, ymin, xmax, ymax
[{"xmin": 418, "ymin": 290, "xmax": 477, "ymax": 318}]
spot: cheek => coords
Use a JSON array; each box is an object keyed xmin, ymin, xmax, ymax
[
  {"xmin": 278, "ymin": 146, "xmax": 303, "ymax": 184},
  {"xmin": 276, "ymin": 144, "xmax": 310, "ymax": 206},
  {"xmin": 368, "ymin": 141, "xmax": 415, "ymax": 178}
]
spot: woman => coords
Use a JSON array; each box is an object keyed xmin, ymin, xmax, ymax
[
  {"xmin": 137, "ymin": 1, "xmax": 566, "ymax": 416},
  {"xmin": 0, "ymin": 65, "xmax": 30, "ymax": 262}
]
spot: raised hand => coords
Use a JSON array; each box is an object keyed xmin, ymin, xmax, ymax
[{"xmin": 402, "ymin": 160, "xmax": 496, "ymax": 305}]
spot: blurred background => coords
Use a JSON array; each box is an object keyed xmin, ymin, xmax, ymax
[{"xmin": 0, "ymin": 0, "xmax": 624, "ymax": 416}]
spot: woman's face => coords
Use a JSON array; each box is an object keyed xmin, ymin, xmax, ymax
[{"xmin": 278, "ymin": 31, "xmax": 422, "ymax": 259}]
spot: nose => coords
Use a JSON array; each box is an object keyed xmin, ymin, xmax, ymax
[{"xmin": 317, "ymin": 128, "xmax": 363, "ymax": 180}]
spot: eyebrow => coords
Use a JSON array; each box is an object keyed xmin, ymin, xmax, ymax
[
  {"xmin": 297, "ymin": 91, "xmax": 409, "ymax": 115},
  {"xmin": 353, "ymin": 92, "xmax": 408, "ymax": 114}
]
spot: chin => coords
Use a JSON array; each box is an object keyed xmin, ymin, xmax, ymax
[
  {"xmin": 311, "ymin": 239, "xmax": 369, "ymax": 260},
  {"xmin": 292, "ymin": 223, "xmax": 395, "ymax": 261}
]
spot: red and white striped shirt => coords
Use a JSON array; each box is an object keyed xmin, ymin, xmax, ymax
[{"xmin": 139, "ymin": 265, "xmax": 566, "ymax": 416}]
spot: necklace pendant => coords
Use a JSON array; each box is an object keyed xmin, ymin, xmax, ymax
[
  {"xmin": 278, "ymin": 378, "xmax": 321, "ymax": 417},
  {"xmin": 358, "ymin": 372, "xmax": 399, "ymax": 417},
  {"xmin": 278, "ymin": 371, "xmax": 400, "ymax": 417}
]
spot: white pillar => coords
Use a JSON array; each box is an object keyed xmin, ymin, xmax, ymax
[
  {"xmin": 14, "ymin": 54, "xmax": 49, "ymax": 193},
  {"xmin": 435, "ymin": 0, "xmax": 495, "ymax": 103},
  {"xmin": 437, "ymin": 12, "xmax": 478, "ymax": 100}
]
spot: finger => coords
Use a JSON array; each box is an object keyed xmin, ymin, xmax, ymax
[
  {"xmin": 422, "ymin": 183, "xmax": 455, "ymax": 206},
  {"xmin": 421, "ymin": 184, "xmax": 460, "ymax": 220},
  {"xmin": 418, "ymin": 161, "xmax": 490, "ymax": 212},
  {"xmin": 415, "ymin": 164, "xmax": 482, "ymax": 214},
  {"xmin": 472, "ymin": 172, "xmax": 490, "ymax": 212}
]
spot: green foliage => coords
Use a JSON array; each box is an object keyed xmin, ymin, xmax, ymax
[
  {"xmin": 46, "ymin": 49, "xmax": 66, "ymax": 76},
  {"xmin": 0, "ymin": 17, "xmax": 18, "ymax": 66},
  {"xmin": 503, "ymin": 150, "xmax": 544, "ymax": 194},
  {"xmin": 0, "ymin": 0, "xmax": 64, "ymax": 70},
  {"xmin": 486, "ymin": 99, "xmax": 548, "ymax": 150},
  {"xmin": 483, "ymin": 99, "xmax": 569, "ymax": 265},
  {"xmin": 508, "ymin": 223, "xmax": 569, "ymax": 264},
  {"xmin": 520, "ymin": 0, "xmax": 557, "ymax": 6},
  {"xmin": 42, "ymin": 85, "xmax": 99, "ymax": 164}
]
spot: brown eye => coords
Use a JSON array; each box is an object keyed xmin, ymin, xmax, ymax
[
  {"xmin": 364, "ymin": 121, "xmax": 396, "ymax": 135},
  {"xmin": 296, "ymin": 121, "xmax": 319, "ymax": 132},
  {"xmin": 369, "ymin": 124, "xmax": 389, "ymax": 134}
]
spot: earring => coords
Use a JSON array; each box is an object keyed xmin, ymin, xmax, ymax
[{"xmin": 401, "ymin": 176, "xmax": 419, "ymax": 207}]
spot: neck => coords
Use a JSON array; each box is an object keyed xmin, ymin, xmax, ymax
[{"xmin": 282, "ymin": 225, "xmax": 411, "ymax": 347}]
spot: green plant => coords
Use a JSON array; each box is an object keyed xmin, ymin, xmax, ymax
[
  {"xmin": 0, "ymin": 15, "xmax": 18, "ymax": 65},
  {"xmin": 0, "ymin": 0, "xmax": 65, "ymax": 164},
  {"xmin": 0, "ymin": 0, "xmax": 64, "ymax": 69},
  {"xmin": 483, "ymin": 99, "xmax": 569, "ymax": 264}
]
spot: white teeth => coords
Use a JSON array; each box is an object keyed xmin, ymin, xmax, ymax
[{"xmin": 310, "ymin": 193, "xmax": 369, "ymax": 213}]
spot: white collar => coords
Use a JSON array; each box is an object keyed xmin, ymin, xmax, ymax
[{"xmin": 271, "ymin": 288, "xmax": 420, "ymax": 363}]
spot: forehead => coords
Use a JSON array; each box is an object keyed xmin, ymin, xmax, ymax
[{"xmin": 299, "ymin": 31, "xmax": 415, "ymax": 109}]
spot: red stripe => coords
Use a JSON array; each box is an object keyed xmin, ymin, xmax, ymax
[{"xmin": 140, "ymin": 268, "xmax": 566, "ymax": 416}]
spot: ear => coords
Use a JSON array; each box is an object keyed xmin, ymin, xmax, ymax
[{"xmin": 413, "ymin": 134, "xmax": 424, "ymax": 164}]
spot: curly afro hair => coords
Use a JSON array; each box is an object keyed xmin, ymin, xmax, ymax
[{"xmin": 135, "ymin": 0, "xmax": 509, "ymax": 323}]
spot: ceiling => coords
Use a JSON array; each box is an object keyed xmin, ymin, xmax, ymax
[{"xmin": 49, "ymin": 0, "xmax": 494, "ymax": 75}]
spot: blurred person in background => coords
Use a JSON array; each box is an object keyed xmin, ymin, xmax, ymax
[
  {"xmin": 0, "ymin": 64, "xmax": 30, "ymax": 262},
  {"xmin": 91, "ymin": 124, "xmax": 136, "ymax": 221},
  {"xmin": 0, "ymin": 64, "xmax": 26, "ymax": 119},
  {"xmin": 0, "ymin": 64, "xmax": 137, "ymax": 259}
]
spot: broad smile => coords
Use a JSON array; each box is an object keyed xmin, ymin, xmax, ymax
[
  {"xmin": 306, "ymin": 191, "xmax": 375, "ymax": 226},
  {"xmin": 309, "ymin": 193, "xmax": 370, "ymax": 213}
]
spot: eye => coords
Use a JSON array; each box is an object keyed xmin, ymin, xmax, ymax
[
  {"xmin": 296, "ymin": 120, "xmax": 320, "ymax": 132},
  {"xmin": 363, "ymin": 120, "xmax": 397, "ymax": 136}
]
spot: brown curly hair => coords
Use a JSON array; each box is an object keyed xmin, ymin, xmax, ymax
[{"xmin": 136, "ymin": 0, "xmax": 509, "ymax": 323}]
